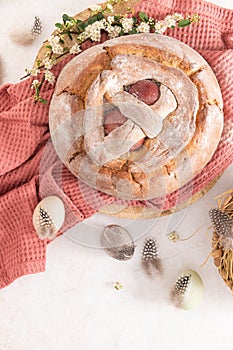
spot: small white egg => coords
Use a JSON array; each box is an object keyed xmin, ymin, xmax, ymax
[
  {"xmin": 32, "ymin": 196, "xmax": 65, "ymax": 240},
  {"xmin": 171, "ymin": 269, "xmax": 204, "ymax": 311}
]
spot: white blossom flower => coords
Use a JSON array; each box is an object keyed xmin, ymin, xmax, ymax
[
  {"xmin": 107, "ymin": 25, "xmax": 122, "ymax": 38},
  {"xmin": 148, "ymin": 17, "xmax": 155, "ymax": 25},
  {"xmin": 106, "ymin": 3, "xmax": 114, "ymax": 11},
  {"xmin": 154, "ymin": 21, "xmax": 167, "ymax": 34},
  {"xmin": 89, "ymin": 4, "xmax": 102, "ymax": 12},
  {"xmin": 31, "ymin": 68, "xmax": 41, "ymax": 76},
  {"xmin": 85, "ymin": 25, "xmax": 101, "ymax": 42},
  {"xmin": 25, "ymin": 67, "xmax": 31, "ymax": 74},
  {"xmin": 47, "ymin": 35, "xmax": 60, "ymax": 46},
  {"xmin": 44, "ymin": 70, "xmax": 55, "ymax": 84},
  {"xmin": 107, "ymin": 16, "xmax": 115, "ymax": 24},
  {"xmin": 31, "ymin": 79, "xmax": 40, "ymax": 89},
  {"xmin": 70, "ymin": 43, "xmax": 82, "ymax": 54},
  {"xmin": 100, "ymin": 18, "xmax": 108, "ymax": 28},
  {"xmin": 26, "ymin": 67, "xmax": 40, "ymax": 76},
  {"xmin": 52, "ymin": 43, "xmax": 64, "ymax": 55},
  {"xmin": 173, "ymin": 13, "xmax": 184, "ymax": 21},
  {"xmin": 43, "ymin": 57, "xmax": 55, "ymax": 69},
  {"xmin": 137, "ymin": 22, "xmax": 150, "ymax": 33},
  {"xmin": 47, "ymin": 35, "xmax": 64, "ymax": 55},
  {"xmin": 77, "ymin": 32, "xmax": 87, "ymax": 42},
  {"xmin": 84, "ymin": 20, "xmax": 106, "ymax": 42},
  {"xmin": 120, "ymin": 17, "xmax": 134, "ymax": 33},
  {"xmin": 164, "ymin": 15, "xmax": 177, "ymax": 28}
]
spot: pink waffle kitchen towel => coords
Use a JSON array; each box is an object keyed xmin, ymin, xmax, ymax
[{"xmin": 0, "ymin": 0, "xmax": 233, "ymax": 289}]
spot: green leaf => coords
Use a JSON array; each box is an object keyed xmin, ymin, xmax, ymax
[
  {"xmin": 39, "ymin": 98, "xmax": 48, "ymax": 104},
  {"xmin": 62, "ymin": 14, "xmax": 73, "ymax": 23},
  {"xmin": 139, "ymin": 11, "xmax": 149, "ymax": 23},
  {"xmin": 132, "ymin": 16, "xmax": 137, "ymax": 25},
  {"xmin": 45, "ymin": 45, "xmax": 52, "ymax": 50},
  {"xmin": 55, "ymin": 23, "xmax": 63, "ymax": 29},
  {"xmin": 114, "ymin": 15, "xmax": 122, "ymax": 22},
  {"xmin": 178, "ymin": 19, "xmax": 191, "ymax": 27},
  {"xmin": 36, "ymin": 59, "xmax": 42, "ymax": 67},
  {"xmin": 68, "ymin": 32, "xmax": 73, "ymax": 40},
  {"xmin": 128, "ymin": 27, "xmax": 137, "ymax": 34},
  {"xmin": 35, "ymin": 85, "xmax": 40, "ymax": 96},
  {"xmin": 59, "ymin": 38, "xmax": 65, "ymax": 44},
  {"xmin": 88, "ymin": 15, "xmax": 98, "ymax": 25},
  {"xmin": 97, "ymin": 12, "xmax": 104, "ymax": 21},
  {"xmin": 77, "ymin": 22, "xmax": 87, "ymax": 31}
]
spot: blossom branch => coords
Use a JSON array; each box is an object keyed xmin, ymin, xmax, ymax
[{"xmin": 22, "ymin": 0, "xmax": 200, "ymax": 103}]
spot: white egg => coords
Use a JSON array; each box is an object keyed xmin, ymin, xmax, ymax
[
  {"xmin": 32, "ymin": 196, "xmax": 65, "ymax": 240},
  {"xmin": 171, "ymin": 269, "xmax": 204, "ymax": 310}
]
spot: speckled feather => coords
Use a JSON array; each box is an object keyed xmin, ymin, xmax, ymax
[
  {"xmin": 31, "ymin": 16, "xmax": 42, "ymax": 38},
  {"xmin": 209, "ymin": 208, "xmax": 233, "ymax": 237},
  {"xmin": 174, "ymin": 274, "xmax": 191, "ymax": 295},
  {"xmin": 37, "ymin": 207, "xmax": 54, "ymax": 228},
  {"xmin": 35, "ymin": 207, "xmax": 57, "ymax": 240},
  {"xmin": 141, "ymin": 238, "xmax": 162, "ymax": 276},
  {"xmin": 170, "ymin": 274, "xmax": 191, "ymax": 306}
]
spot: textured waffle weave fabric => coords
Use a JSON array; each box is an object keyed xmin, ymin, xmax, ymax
[{"xmin": 0, "ymin": 0, "xmax": 233, "ymax": 289}]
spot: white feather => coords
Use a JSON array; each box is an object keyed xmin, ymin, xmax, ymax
[{"xmin": 8, "ymin": 16, "xmax": 42, "ymax": 45}]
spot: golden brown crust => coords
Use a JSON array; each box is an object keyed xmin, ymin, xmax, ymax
[
  {"xmin": 100, "ymin": 175, "xmax": 220, "ymax": 219},
  {"xmin": 49, "ymin": 33, "xmax": 224, "ymax": 200},
  {"xmin": 56, "ymin": 51, "xmax": 111, "ymax": 98},
  {"xmin": 105, "ymin": 43, "xmax": 182, "ymax": 67}
]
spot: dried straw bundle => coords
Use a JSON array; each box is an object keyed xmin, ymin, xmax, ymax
[{"xmin": 211, "ymin": 189, "xmax": 233, "ymax": 291}]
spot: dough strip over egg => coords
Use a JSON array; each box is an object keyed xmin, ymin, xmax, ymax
[{"xmin": 84, "ymin": 54, "xmax": 199, "ymax": 168}]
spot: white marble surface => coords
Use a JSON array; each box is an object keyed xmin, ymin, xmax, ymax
[{"xmin": 0, "ymin": 0, "xmax": 233, "ymax": 349}]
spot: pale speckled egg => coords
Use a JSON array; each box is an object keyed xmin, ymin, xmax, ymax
[
  {"xmin": 171, "ymin": 269, "xmax": 204, "ymax": 311},
  {"xmin": 100, "ymin": 224, "xmax": 135, "ymax": 260},
  {"xmin": 32, "ymin": 196, "xmax": 65, "ymax": 240}
]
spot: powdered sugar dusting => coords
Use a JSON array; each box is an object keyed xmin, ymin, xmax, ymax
[{"xmin": 50, "ymin": 33, "xmax": 224, "ymax": 200}]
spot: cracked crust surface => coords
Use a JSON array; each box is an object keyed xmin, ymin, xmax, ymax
[{"xmin": 49, "ymin": 33, "xmax": 224, "ymax": 200}]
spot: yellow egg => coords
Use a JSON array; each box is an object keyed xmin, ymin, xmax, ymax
[{"xmin": 171, "ymin": 269, "xmax": 204, "ymax": 310}]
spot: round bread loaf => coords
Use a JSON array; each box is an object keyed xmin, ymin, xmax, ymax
[{"xmin": 49, "ymin": 33, "xmax": 223, "ymax": 200}]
